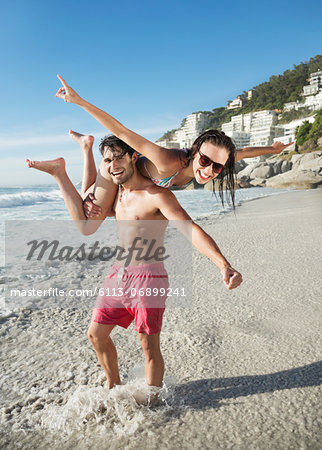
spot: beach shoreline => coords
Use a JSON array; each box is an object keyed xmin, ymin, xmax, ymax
[{"xmin": 1, "ymin": 188, "xmax": 321, "ymax": 449}]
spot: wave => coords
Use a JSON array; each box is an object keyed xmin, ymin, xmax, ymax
[{"xmin": 0, "ymin": 190, "xmax": 62, "ymax": 208}]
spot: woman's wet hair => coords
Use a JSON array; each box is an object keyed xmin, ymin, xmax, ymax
[
  {"xmin": 99, "ymin": 135, "xmax": 135, "ymax": 158},
  {"xmin": 187, "ymin": 129, "xmax": 236, "ymax": 209}
]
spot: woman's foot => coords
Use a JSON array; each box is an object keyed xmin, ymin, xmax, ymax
[
  {"xmin": 69, "ymin": 130, "xmax": 94, "ymax": 152},
  {"xmin": 26, "ymin": 157, "xmax": 66, "ymax": 177}
]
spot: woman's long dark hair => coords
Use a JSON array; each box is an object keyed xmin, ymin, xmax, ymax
[{"xmin": 187, "ymin": 129, "xmax": 236, "ymax": 209}]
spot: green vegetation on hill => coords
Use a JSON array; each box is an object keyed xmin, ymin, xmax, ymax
[
  {"xmin": 205, "ymin": 55, "xmax": 322, "ymax": 131},
  {"xmin": 158, "ymin": 55, "xmax": 322, "ymax": 141},
  {"xmin": 296, "ymin": 109, "xmax": 322, "ymax": 146},
  {"xmin": 277, "ymin": 107, "xmax": 314, "ymax": 124}
]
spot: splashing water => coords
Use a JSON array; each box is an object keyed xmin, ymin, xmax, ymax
[{"xmin": 39, "ymin": 367, "xmax": 176, "ymax": 437}]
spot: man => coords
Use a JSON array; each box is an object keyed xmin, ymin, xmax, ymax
[{"xmin": 27, "ymin": 136, "xmax": 242, "ymax": 391}]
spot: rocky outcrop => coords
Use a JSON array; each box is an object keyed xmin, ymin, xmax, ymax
[
  {"xmin": 235, "ymin": 150, "xmax": 322, "ymax": 190},
  {"xmin": 266, "ymin": 169, "xmax": 322, "ymax": 189},
  {"xmin": 184, "ymin": 150, "xmax": 322, "ymax": 191}
]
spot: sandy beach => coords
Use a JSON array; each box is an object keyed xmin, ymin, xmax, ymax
[{"xmin": 1, "ymin": 188, "xmax": 321, "ymax": 449}]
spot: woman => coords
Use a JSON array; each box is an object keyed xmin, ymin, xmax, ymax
[{"xmin": 55, "ymin": 75, "xmax": 292, "ymax": 212}]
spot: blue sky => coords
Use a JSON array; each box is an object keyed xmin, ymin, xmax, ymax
[{"xmin": 0, "ymin": 0, "xmax": 321, "ymax": 185}]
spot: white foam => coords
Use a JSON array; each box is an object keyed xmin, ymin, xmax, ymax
[
  {"xmin": 39, "ymin": 368, "xmax": 176, "ymax": 437},
  {"xmin": 0, "ymin": 190, "xmax": 62, "ymax": 208}
]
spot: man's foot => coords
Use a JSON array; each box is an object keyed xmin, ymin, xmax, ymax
[
  {"xmin": 26, "ymin": 157, "xmax": 66, "ymax": 176},
  {"xmin": 69, "ymin": 130, "xmax": 94, "ymax": 152}
]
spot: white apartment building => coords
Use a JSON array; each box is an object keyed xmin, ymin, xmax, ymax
[
  {"xmin": 222, "ymin": 110, "xmax": 283, "ymax": 147},
  {"xmin": 225, "ymin": 131, "xmax": 251, "ymax": 149},
  {"xmin": 304, "ymin": 90, "xmax": 322, "ymax": 110},
  {"xmin": 283, "ymin": 71, "xmax": 322, "ymax": 112},
  {"xmin": 173, "ymin": 112, "xmax": 207, "ymax": 148},
  {"xmin": 303, "ymin": 70, "xmax": 322, "ymax": 96},
  {"xmin": 273, "ymin": 115, "xmax": 316, "ymax": 145},
  {"xmin": 156, "ymin": 140, "xmax": 181, "ymax": 149},
  {"xmin": 284, "ymin": 101, "xmax": 302, "ymax": 111},
  {"xmin": 227, "ymin": 96, "xmax": 243, "ymax": 110}
]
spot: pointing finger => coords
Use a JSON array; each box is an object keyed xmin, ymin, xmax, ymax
[{"xmin": 57, "ymin": 74, "xmax": 68, "ymax": 89}]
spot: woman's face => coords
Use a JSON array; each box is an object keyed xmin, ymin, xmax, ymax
[{"xmin": 192, "ymin": 142, "xmax": 229, "ymax": 184}]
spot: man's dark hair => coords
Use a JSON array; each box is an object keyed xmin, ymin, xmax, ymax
[
  {"xmin": 188, "ymin": 129, "xmax": 236, "ymax": 209},
  {"xmin": 99, "ymin": 135, "xmax": 136, "ymax": 158}
]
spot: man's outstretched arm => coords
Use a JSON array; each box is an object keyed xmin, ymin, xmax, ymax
[{"xmin": 154, "ymin": 189, "xmax": 242, "ymax": 290}]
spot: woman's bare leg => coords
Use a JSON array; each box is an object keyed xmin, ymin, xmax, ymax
[
  {"xmin": 26, "ymin": 153, "xmax": 117, "ymax": 234},
  {"xmin": 26, "ymin": 158, "xmax": 87, "ymax": 221},
  {"xmin": 69, "ymin": 130, "xmax": 97, "ymax": 197}
]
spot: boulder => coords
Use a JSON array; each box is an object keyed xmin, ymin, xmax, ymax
[
  {"xmin": 291, "ymin": 154, "xmax": 303, "ymax": 165},
  {"xmin": 281, "ymin": 160, "xmax": 292, "ymax": 173},
  {"xmin": 249, "ymin": 178, "xmax": 266, "ymax": 187},
  {"xmin": 266, "ymin": 169, "xmax": 322, "ymax": 189},
  {"xmin": 237, "ymin": 163, "xmax": 260, "ymax": 179},
  {"xmin": 298, "ymin": 157, "xmax": 322, "ymax": 172},
  {"xmin": 236, "ymin": 178, "xmax": 252, "ymax": 188},
  {"xmin": 273, "ymin": 160, "xmax": 283, "ymax": 175},
  {"xmin": 235, "ymin": 160, "xmax": 247, "ymax": 173},
  {"xmin": 251, "ymin": 164, "xmax": 274, "ymax": 179},
  {"xmin": 293, "ymin": 151, "xmax": 322, "ymax": 169}
]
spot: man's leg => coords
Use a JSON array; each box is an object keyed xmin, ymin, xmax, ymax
[
  {"xmin": 139, "ymin": 332, "xmax": 164, "ymax": 387},
  {"xmin": 87, "ymin": 322, "xmax": 121, "ymax": 389},
  {"xmin": 69, "ymin": 130, "xmax": 97, "ymax": 197}
]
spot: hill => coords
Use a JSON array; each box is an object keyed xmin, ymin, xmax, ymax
[{"xmin": 158, "ymin": 55, "xmax": 322, "ymax": 141}]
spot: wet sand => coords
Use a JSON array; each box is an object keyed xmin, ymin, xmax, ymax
[{"xmin": 1, "ymin": 188, "xmax": 321, "ymax": 449}]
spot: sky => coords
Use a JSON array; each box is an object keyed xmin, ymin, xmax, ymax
[{"xmin": 0, "ymin": 0, "xmax": 321, "ymax": 186}]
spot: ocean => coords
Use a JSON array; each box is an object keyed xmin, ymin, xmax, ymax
[{"xmin": 0, "ymin": 184, "xmax": 292, "ymax": 221}]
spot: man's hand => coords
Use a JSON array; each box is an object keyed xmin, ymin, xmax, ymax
[
  {"xmin": 271, "ymin": 141, "xmax": 294, "ymax": 154},
  {"xmin": 55, "ymin": 74, "xmax": 83, "ymax": 105},
  {"xmin": 221, "ymin": 266, "xmax": 243, "ymax": 290},
  {"xmin": 83, "ymin": 193, "xmax": 102, "ymax": 218}
]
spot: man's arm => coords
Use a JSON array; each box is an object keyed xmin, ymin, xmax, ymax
[
  {"xmin": 55, "ymin": 75, "xmax": 179, "ymax": 172},
  {"xmin": 235, "ymin": 141, "xmax": 294, "ymax": 162},
  {"xmin": 153, "ymin": 188, "xmax": 242, "ymax": 290}
]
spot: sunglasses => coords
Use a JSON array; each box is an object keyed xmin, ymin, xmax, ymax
[{"xmin": 198, "ymin": 150, "xmax": 225, "ymax": 174}]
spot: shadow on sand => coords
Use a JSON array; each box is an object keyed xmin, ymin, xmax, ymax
[{"xmin": 166, "ymin": 361, "xmax": 322, "ymax": 412}]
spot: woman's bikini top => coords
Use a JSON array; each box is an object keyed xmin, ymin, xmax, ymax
[{"xmin": 142, "ymin": 148, "xmax": 194, "ymax": 189}]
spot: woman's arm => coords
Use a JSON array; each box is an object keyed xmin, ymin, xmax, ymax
[
  {"xmin": 235, "ymin": 141, "xmax": 294, "ymax": 162},
  {"xmin": 55, "ymin": 75, "xmax": 179, "ymax": 172}
]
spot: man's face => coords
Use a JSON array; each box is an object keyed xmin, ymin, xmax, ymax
[{"xmin": 103, "ymin": 147, "xmax": 135, "ymax": 185}]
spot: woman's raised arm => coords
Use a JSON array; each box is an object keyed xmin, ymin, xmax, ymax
[{"xmin": 55, "ymin": 75, "xmax": 179, "ymax": 172}]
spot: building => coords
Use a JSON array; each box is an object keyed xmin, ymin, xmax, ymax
[
  {"xmin": 172, "ymin": 112, "xmax": 207, "ymax": 148},
  {"xmin": 225, "ymin": 131, "xmax": 251, "ymax": 149},
  {"xmin": 273, "ymin": 116, "xmax": 316, "ymax": 145},
  {"xmin": 283, "ymin": 71, "xmax": 322, "ymax": 112},
  {"xmin": 284, "ymin": 101, "xmax": 302, "ymax": 111},
  {"xmin": 302, "ymin": 71, "xmax": 322, "ymax": 96},
  {"xmin": 156, "ymin": 140, "xmax": 181, "ymax": 149},
  {"xmin": 222, "ymin": 110, "xmax": 284, "ymax": 147},
  {"xmin": 227, "ymin": 96, "xmax": 243, "ymax": 110},
  {"xmin": 303, "ymin": 90, "xmax": 322, "ymax": 111}
]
